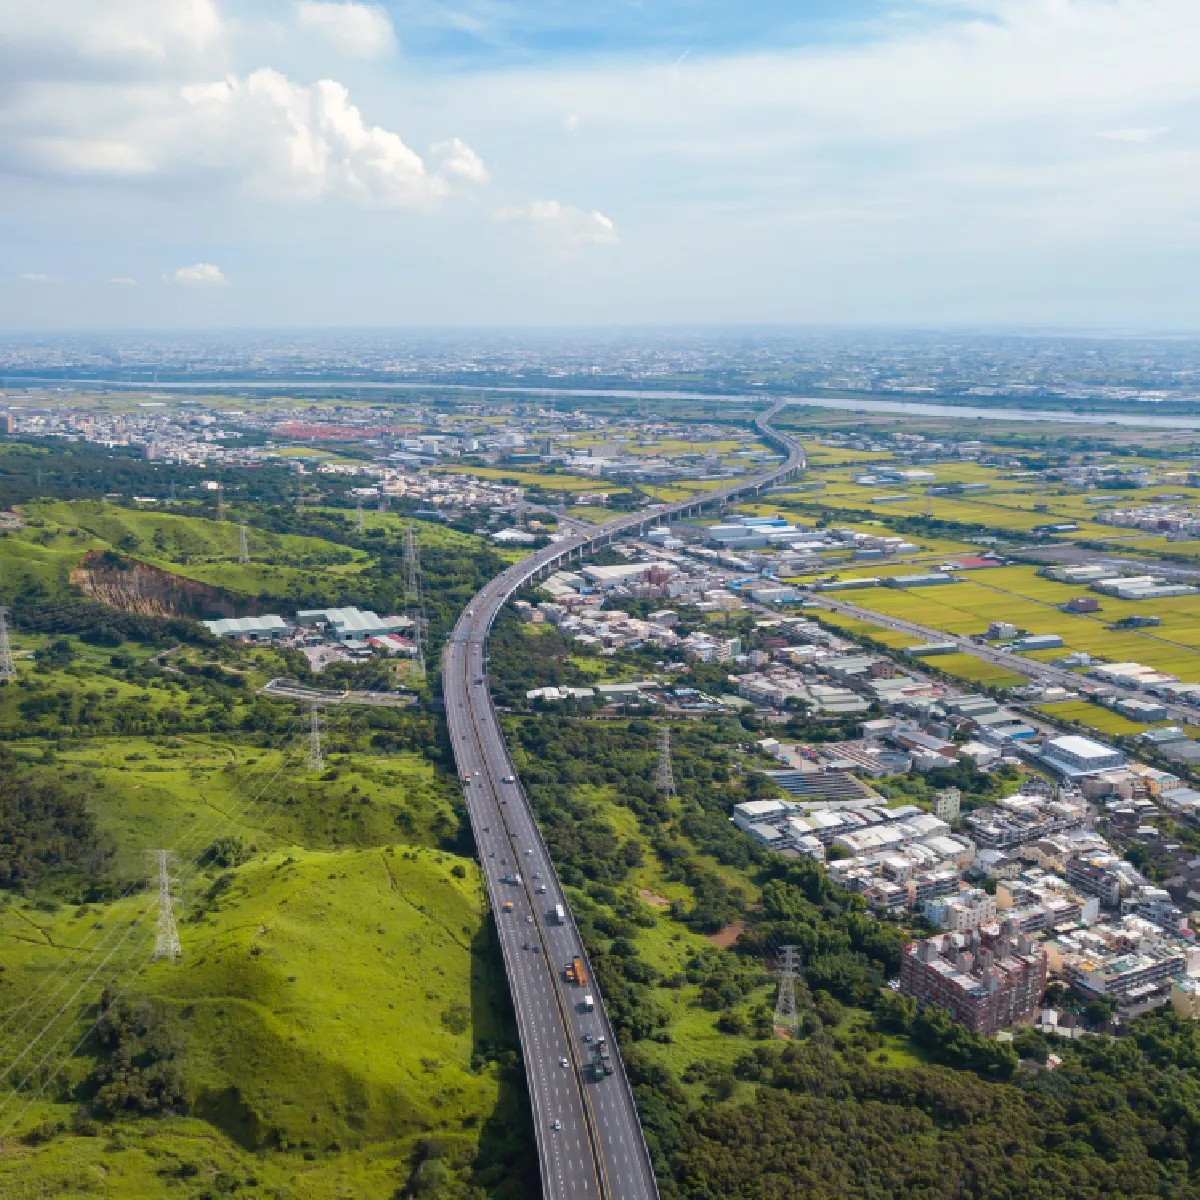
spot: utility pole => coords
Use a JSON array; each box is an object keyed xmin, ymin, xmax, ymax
[
  {"xmin": 0, "ymin": 606, "xmax": 15, "ymax": 682},
  {"xmin": 404, "ymin": 522, "xmax": 426, "ymax": 679},
  {"xmin": 774, "ymin": 946, "xmax": 800, "ymax": 1036},
  {"xmin": 308, "ymin": 704, "xmax": 324, "ymax": 773},
  {"xmin": 654, "ymin": 724, "xmax": 675, "ymax": 798},
  {"xmin": 152, "ymin": 851, "xmax": 182, "ymax": 963},
  {"xmin": 355, "ymin": 500, "xmax": 365, "ymax": 532},
  {"xmin": 238, "ymin": 523, "xmax": 250, "ymax": 564}
]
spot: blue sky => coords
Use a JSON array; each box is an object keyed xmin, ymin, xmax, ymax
[{"xmin": 2, "ymin": 0, "xmax": 1200, "ymax": 330}]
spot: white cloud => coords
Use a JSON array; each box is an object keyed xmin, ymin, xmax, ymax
[
  {"xmin": 1097, "ymin": 127, "xmax": 1169, "ymax": 142},
  {"xmin": 0, "ymin": 0, "xmax": 224, "ymax": 79},
  {"xmin": 109, "ymin": 276, "xmax": 138, "ymax": 285},
  {"xmin": 171, "ymin": 262, "xmax": 225, "ymax": 285},
  {"xmin": 19, "ymin": 273, "xmax": 62, "ymax": 283},
  {"xmin": 180, "ymin": 70, "xmax": 459, "ymax": 207},
  {"xmin": 432, "ymin": 137, "xmax": 489, "ymax": 183},
  {"xmin": 296, "ymin": 2, "xmax": 396, "ymax": 59},
  {"xmin": 564, "ymin": 113, "xmax": 581, "ymax": 134},
  {"xmin": 497, "ymin": 200, "xmax": 618, "ymax": 246}
]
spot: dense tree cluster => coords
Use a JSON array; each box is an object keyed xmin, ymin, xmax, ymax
[
  {"xmin": 82, "ymin": 991, "xmax": 187, "ymax": 1118},
  {"xmin": 0, "ymin": 753, "xmax": 112, "ymax": 890}
]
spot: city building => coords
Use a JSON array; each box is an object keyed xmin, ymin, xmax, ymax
[{"xmin": 900, "ymin": 927, "xmax": 1048, "ymax": 1035}]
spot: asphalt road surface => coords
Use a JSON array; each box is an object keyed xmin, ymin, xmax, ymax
[{"xmin": 442, "ymin": 402, "xmax": 804, "ymax": 1199}]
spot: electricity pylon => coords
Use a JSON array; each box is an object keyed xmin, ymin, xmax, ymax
[
  {"xmin": 404, "ymin": 522, "xmax": 426, "ymax": 679},
  {"xmin": 217, "ymin": 484, "xmax": 226, "ymax": 522},
  {"xmin": 515, "ymin": 488, "xmax": 526, "ymax": 529},
  {"xmin": 152, "ymin": 851, "xmax": 182, "ymax": 963},
  {"xmin": 238, "ymin": 523, "xmax": 250, "ymax": 564},
  {"xmin": 308, "ymin": 704, "xmax": 324, "ymax": 773},
  {"xmin": 355, "ymin": 500, "xmax": 365, "ymax": 531},
  {"xmin": 654, "ymin": 725, "xmax": 675, "ymax": 798},
  {"xmin": 0, "ymin": 606, "xmax": 15, "ymax": 682},
  {"xmin": 774, "ymin": 946, "xmax": 800, "ymax": 1035}
]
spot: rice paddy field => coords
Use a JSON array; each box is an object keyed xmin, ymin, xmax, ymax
[{"xmin": 802, "ymin": 561, "xmax": 1200, "ymax": 679}]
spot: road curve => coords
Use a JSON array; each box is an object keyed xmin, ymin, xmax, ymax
[{"xmin": 443, "ymin": 402, "xmax": 804, "ymax": 1200}]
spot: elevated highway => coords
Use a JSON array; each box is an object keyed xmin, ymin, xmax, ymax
[{"xmin": 443, "ymin": 402, "xmax": 804, "ymax": 1199}]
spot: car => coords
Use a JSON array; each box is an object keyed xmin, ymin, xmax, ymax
[
  {"xmin": 551, "ymin": 1120, "xmax": 561, "ymax": 1131},
  {"xmin": 532, "ymin": 871, "xmax": 540, "ymax": 879},
  {"xmin": 559, "ymin": 1057, "xmax": 569, "ymax": 1068},
  {"xmin": 526, "ymin": 916, "xmax": 533, "ymax": 924},
  {"xmin": 487, "ymin": 851, "xmax": 495, "ymax": 858},
  {"xmin": 535, "ymin": 884, "xmax": 547, "ymax": 894},
  {"xmin": 582, "ymin": 1032, "xmax": 593, "ymax": 1043},
  {"xmin": 525, "ymin": 849, "xmax": 533, "ymax": 857},
  {"xmin": 502, "ymin": 775, "xmax": 515, "ymax": 783}
]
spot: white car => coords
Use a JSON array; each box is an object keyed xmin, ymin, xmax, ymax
[
  {"xmin": 551, "ymin": 1120, "xmax": 561, "ymax": 1131},
  {"xmin": 559, "ymin": 1057, "xmax": 569, "ymax": 1068}
]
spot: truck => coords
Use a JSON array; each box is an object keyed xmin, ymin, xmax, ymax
[
  {"xmin": 582, "ymin": 993, "xmax": 595, "ymax": 1012},
  {"xmin": 553, "ymin": 904, "xmax": 566, "ymax": 925},
  {"xmin": 565, "ymin": 957, "xmax": 588, "ymax": 987},
  {"xmin": 502, "ymin": 901, "xmax": 514, "ymax": 913}
]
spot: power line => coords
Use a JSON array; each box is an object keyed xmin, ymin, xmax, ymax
[
  {"xmin": 151, "ymin": 851, "xmax": 182, "ymax": 963},
  {"xmin": 308, "ymin": 703, "xmax": 323, "ymax": 773},
  {"xmin": 654, "ymin": 724, "xmax": 675, "ymax": 798},
  {"xmin": 774, "ymin": 945, "xmax": 800, "ymax": 1036},
  {"xmin": 404, "ymin": 521, "xmax": 426, "ymax": 679},
  {"xmin": 0, "ymin": 607, "xmax": 14, "ymax": 682}
]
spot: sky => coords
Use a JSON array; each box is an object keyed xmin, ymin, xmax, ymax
[{"xmin": 3, "ymin": 0, "xmax": 1200, "ymax": 330}]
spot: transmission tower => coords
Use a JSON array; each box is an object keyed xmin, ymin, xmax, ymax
[
  {"xmin": 238, "ymin": 523, "xmax": 250, "ymax": 564},
  {"xmin": 514, "ymin": 488, "xmax": 526, "ymax": 529},
  {"xmin": 404, "ymin": 522, "xmax": 426, "ymax": 678},
  {"xmin": 0, "ymin": 606, "xmax": 15, "ymax": 682},
  {"xmin": 654, "ymin": 725, "xmax": 675, "ymax": 798},
  {"xmin": 378, "ymin": 494, "xmax": 389, "ymax": 513},
  {"xmin": 774, "ymin": 946, "xmax": 800, "ymax": 1035},
  {"xmin": 217, "ymin": 484, "xmax": 227, "ymax": 522},
  {"xmin": 355, "ymin": 500, "xmax": 365, "ymax": 531},
  {"xmin": 308, "ymin": 704, "xmax": 324, "ymax": 773},
  {"xmin": 151, "ymin": 851, "xmax": 182, "ymax": 963}
]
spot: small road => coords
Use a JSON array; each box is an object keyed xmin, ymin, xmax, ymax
[
  {"xmin": 443, "ymin": 401, "xmax": 804, "ymax": 1200},
  {"xmin": 258, "ymin": 679, "xmax": 417, "ymax": 707}
]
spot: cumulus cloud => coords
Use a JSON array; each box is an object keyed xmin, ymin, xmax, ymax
[
  {"xmin": 497, "ymin": 200, "xmax": 618, "ymax": 246},
  {"xmin": 296, "ymin": 1, "xmax": 395, "ymax": 59},
  {"xmin": 0, "ymin": 1, "xmax": 482, "ymax": 214},
  {"xmin": 432, "ymin": 137, "xmax": 488, "ymax": 183},
  {"xmin": 19, "ymin": 273, "xmax": 62, "ymax": 283},
  {"xmin": 180, "ymin": 70, "xmax": 465, "ymax": 207},
  {"xmin": 171, "ymin": 262, "xmax": 225, "ymax": 285}
]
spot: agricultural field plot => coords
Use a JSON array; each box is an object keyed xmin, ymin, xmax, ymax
[
  {"xmin": 1035, "ymin": 700, "xmax": 1157, "ymax": 737},
  {"xmin": 827, "ymin": 578, "xmax": 1200, "ymax": 680},
  {"xmin": 429, "ymin": 465, "xmax": 606, "ymax": 492},
  {"xmin": 803, "ymin": 446, "xmax": 896, "ymax": 466}
]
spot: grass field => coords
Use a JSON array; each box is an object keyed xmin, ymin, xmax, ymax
[{"xmin": 0, "ymin": 844, "xmax": 524, "ymax": 1199}]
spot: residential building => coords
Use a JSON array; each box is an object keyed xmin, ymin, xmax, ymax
[{"xmin": 900, "ymin": 927, "xmax": 1048, "ymax": 1035}]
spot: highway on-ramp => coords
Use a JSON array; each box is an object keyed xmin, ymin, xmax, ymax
[{"xmin": 443, "ymin": 402, "xmax": 804, "ymax": 1200}]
